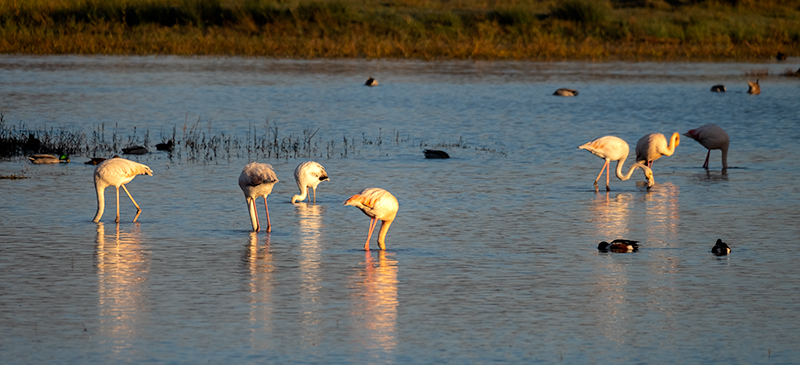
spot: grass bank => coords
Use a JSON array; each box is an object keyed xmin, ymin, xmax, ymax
[{"xmin": 1, "ymin": 0, "xmax": 799, "ymax": 60}]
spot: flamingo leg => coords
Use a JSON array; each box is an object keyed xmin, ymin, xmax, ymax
[
  {"xmin": 115, "ymin": 186, "xmax": 121, "ymax": 223},
  {"xmin": 251, "ymin": 198, "xmax": 261, "ymax": 232},
  {"xmin": 605, "ymin": 162, "xmax": 611, "ymax": 191},
  {"xmin": 703, "ymin": 149, "xmax": 711, "ymax": 169},
  {"xmin": 121, "ymin": 184, "xmax": 142, "ymax": 222},
  {"xmin": 594, "ymin": 160, "xmax": 609, "ymax": 191},
  {"xmin": 312, "ymin": 187, "xmax": 317, "ymax": 204},
  {"xmin": 263, "ymin": 197, "xmax": 271, "ymax": 232},
  {"xmin": 365, "ymin": 217, "xmax": 378, "ymax": 251}
]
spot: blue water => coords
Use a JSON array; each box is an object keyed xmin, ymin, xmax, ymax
[{"xmin": 1, "ymin": 55, "xmax": 799, "ymax": 364}]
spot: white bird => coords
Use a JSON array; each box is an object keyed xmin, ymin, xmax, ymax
[
  {"xmin": 578, "ymin": 136, "xmax": 654, "ymax": 190},
  {"xmin": 239, "ymin": 162, "xmax": 279, "ymax": 232},
  {"xmin": 28, "ymin": 154, "xmax": 69, "ymax": 164},
  {"xmin": 635, "ymin": 132, "xmax": 680, "ymax": 169},
  {"xmin": 291, "ymin": 161, "xmax": 330, "ymax": 204},
  {"xmin": 92, "ymin": 157, "xmax": 153, "ymax": 223},
  {"xmin": 683, "ymin": 124, "xmax": 729, "ymax": 169},
  {"xmin": 344, "ymin": 188, "xmax": 399, "ymax": 251}
]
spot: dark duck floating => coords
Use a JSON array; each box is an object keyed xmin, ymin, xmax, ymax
[
  {"xmin": 85, "ymin": 157, "xmax": 107, "ymax": 165},
  {"xmin": 156, "ymin": 140, "xmax": 174, "ymax": 151},
  {"xmin": 553, "ymin": 88, "xmax": 578, "ymax": 97},
  {"xmin": 122, "ymin": 145, "xmax": 148, "ymax": 155},
  {"xmin": 365, "ymin": 77, "xmax": 378, "ymax": 87},
  {"xmin": 710, "ymin": 85, "xmax": 726, "ymax": 92},
  {"xmin": 711, "ymin": 239, "xmax": 731, "ymax": 255},
  {"xmin": 598, "ymin": 239, "xmax": 639, "ymax": 252},
  {"xmin": 423, "ymin": 149, "xmax": 450, "ymax": 159}
]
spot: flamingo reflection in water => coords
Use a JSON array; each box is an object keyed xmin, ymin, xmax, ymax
[{"xmin": 352, "ymin": 251, "xmax": 398, "ymax": 351}]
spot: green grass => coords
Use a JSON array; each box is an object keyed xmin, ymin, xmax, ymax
[{"xmin": 0, "ymin": 0, "xmax": 798, "ymax": 60}]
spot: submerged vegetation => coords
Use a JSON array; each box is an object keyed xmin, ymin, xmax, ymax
[
  {"xmin": 0, "ymin": 113, "xmax": 505, "ymax": 163},
  {"xmin": 0, "ymin": 0, "xmax": 799, "ymax": 60}
]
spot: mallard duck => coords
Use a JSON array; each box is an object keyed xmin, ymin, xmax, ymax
[
  {"xmin": 711, "ymin": 239, "xmax": 731, "ymax": 255},
  {"xmin": 28, "ymin": 154, "xmax": 69, "ymax": 164},
  {"xmin": 598, "ymin": 239, "xmax": 640, "ymax": 252},
  {"xmin": 423, "ymin": 149, "xmax": 450, "ymax": 159}
]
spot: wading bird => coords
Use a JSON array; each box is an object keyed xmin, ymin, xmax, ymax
[
  {"xmin": 553, "ymin": 88, "xmax": 578, "ymax": 96},
  {"xmin": 712, "ymin": 239, "xmax": 731, "ymax": 255},
  {"xmin": 92, "ymin": 156, "xmax": 153, "ymax": 223},
  {"xmin": 683, "ymin": 124, "xmax": 729, "ymax": 169},
  {"xmin": 578, "ymin": 136, "xmax": 654, "ymax": 191},
  {"xmin": 344, "ymin": 188, "xmax": 399, "ymax": 251},
  {"xmin": 635, "ymin": 132, "xmax": 680, "ymax": 169},
  {"xmin": 292, "ymin": 161, "xmax": 329, "ymax": 204},
  {"xmin": 747, "ymin": 80, "xmax": 760, "ymax": 95},
  {"xmin": 598, "ymin": 239, "xmax": 640, "ymax": 252},
  {"xmin": 28, "ymin": 154, "xmax": 69, "ymax": 164},
  {"xmin": 239, "ymin": 162, "xmax": 279, "ymax": 232}
]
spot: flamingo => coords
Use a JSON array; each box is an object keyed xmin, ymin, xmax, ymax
[
  {"xmin": 28, "ymin": 154, "xmax": 69, "ymax": 164},
  {"xmin": 553, "ymin": 88, "xmax": 578, "ymax": 96},
  {"xmin": 747, "ymin": 80, "xmax": 760, "ymax": 95},
  {"xmin": 578, "ymin": 136, "xmax": 655, "ymax": 191},
  {"xmin": 239, "ymin": 162, "xmax": 279, "ymax": 232},
  {"xmin": 635, "ymin": 132, "xmax": 680, "ymax": 169},
  {"xmin": 344, "ymin": 188, "xmax": 399, "ymax": 251},
  {"xmin": 291, "ymin": 161, "xmax": 329, "ymax": 204},
  {"xmin": 92, "ymin": 157, "xmax": 153, "ymax": 223},
  {"xmin": 683, "ymin": 124, "xmax": 729, "ymax": 169},
  {"xmin": 712, "ymin": 239, "xmax": 731, "ymax": 255}
]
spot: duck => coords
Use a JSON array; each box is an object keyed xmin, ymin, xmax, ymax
[
  {"xmin": 423, "ymin": 149, "xmax": 450, "ymax": 159},
  {"xmin": 84, "ymin": 157, "xmax": 108, "ymax": 165},
  {"xmin": 710, "ymin": 85, "xmax": 726, "ymax": 92},
  {"xmin": 598, "ymin": 239, "xmax": 640, "ymax": 252},
  {"xmin": 28, "ymin": 154, "xmax": 69, "ymax": 164},
  {"xmin": 553, "ymin": 88, "xmax": 578, "ymax": 97},
  {"xmin": 711, "ymin": 239, "xmax": 731, "ymax": 255},
  {"xmin": 365, "ymin": 77, "xmax": 378, "ymax": 87},
  {"xmin": 155, "ymin": 140, "xmax": 174, "ymax": 151},
  {"xmin": 122, "ymin": 145, "xmax": 148, "ymax": 155},
  {"xmin": 747, "ymin": 80, "xmax": 760, "ymax": 95}
]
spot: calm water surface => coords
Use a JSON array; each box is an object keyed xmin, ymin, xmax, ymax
[{"xmin": 1, "ymin": 56, "xmax": 800, "ymax": 364}]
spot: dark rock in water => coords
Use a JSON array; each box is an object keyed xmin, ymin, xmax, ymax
[
  {"xmin": 122, "ymin": 145, "xmax": 148, "ymax": 155},
  {"xmin": 710, "ymin": 85, "xmax": 726, "ymax": 92},
  {"xmin": 423, "ymin": 149, "xmax": 450, "ymax": 159},
  {"xmin": 156, "ymin": 140, "xmax": 174, "ymax": 151}
]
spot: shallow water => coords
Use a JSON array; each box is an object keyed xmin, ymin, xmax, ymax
[{"xmin": 1, "ymin": 55, "xmax": 800, "ymax": 364}]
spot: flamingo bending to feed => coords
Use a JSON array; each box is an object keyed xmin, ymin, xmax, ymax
[
  {"xmin": 635, "ymin": 132, "xmax": 680, "ymax": 168},
  {"xmin": 28, "ymin": 154, "xmax": 69, "ymax": 164},
  {"xmin": 344, "ymin": 188, "xmax": 399, "ymax": 251},
  {"xmin": 92, "ymin": 157, "xmax": 153, "ymax": 223},
  {"xmin": 292, "ymin": 161, "xmax": 329, "ymax": 204},
  {"xmin": 683, "ymin": 124, "xmax": 729, "ymax": 169},
  {"xmin": 239, "ymin": 162, "xmax": 279, "ymax": 232},
  {"xmin": 578, "ymin": 136, "xmax": 654, "ymax": 191}
]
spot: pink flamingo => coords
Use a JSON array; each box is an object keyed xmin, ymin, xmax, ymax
[
  {"xmin": 578, "ymin": 136, "xmax": 654, "ymax": 191},
  {"xmin": 344, "ymin": 188, "xmax": 399, "ymax": 251},
  {"xmin": 635, "ymin": 132, "xmax": 680, "ymax": 168},
  {"xmin": 683, "ymin": 124, "xmax": 729, "ymax": 170},
  {"xmin": 92, "ymin": 156, "xmax": 153, "ymax": 223},
  {"xmin": 291, "ymin": 161, "xmax": 329, "ymax": 204},
  {"xmin": 239, "ymin": 162, "xmax": 279, "ymax": 232}
]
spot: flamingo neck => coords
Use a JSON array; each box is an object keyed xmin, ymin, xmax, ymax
[
  {"xmin": 617, "ymin": 160, "xmax": 639, "ymax": 181},
  {"xmin": 93, "ymin": 182, "xmax": 107, "ymax": 222},
  {"xmin": 613, "ymin": 153, "xmax": 630, "ymax": 181},
  {"xmin": 292, "ymin": 187, "xmax": 308, "ymax": 203},
  {"xmin": 666, "ymin": 133, "xmax": 680, "ymax": 156},
  {"xmin": 377, "ymin": 219, "xmax": 394, "ymax": 250}
]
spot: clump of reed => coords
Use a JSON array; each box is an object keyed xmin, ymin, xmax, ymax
[
  {"xmin": 1, "ymin": 114, "xmax": 505, "ymax": 163},
  {"xmin": 0, "ymin": 0, "xmax": 798, "ymax": 60}
]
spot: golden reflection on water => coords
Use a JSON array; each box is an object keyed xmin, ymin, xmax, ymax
[
  {"xmin": 297, "ymin": 203, "xmax": 326, "ymax": 345},
  {"xmin": 351, "ymin": 251, "xmax": 398, "ymax": 352},
  {"xmin": 590, "ymin": 192, "xmax": 634, "ymax": 240},
  {"xmin": 94, "ymin": 222, "xmax": 149, "ymax": 348},
  {"xmin": 644, "ymin": 182, "xmax": 680, "ymax": 247},
  {"xmin": 245, "ymin": 232, "xmax": 274, "ymax": 348}
]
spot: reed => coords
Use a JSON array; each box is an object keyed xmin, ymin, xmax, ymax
[{"xmin": 0, "ymin": 0, "xmax": 798, "ymax": 60}]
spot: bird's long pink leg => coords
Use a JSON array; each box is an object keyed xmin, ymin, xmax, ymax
[
  {"xmin": 115, "ymin": 186, "xmax": 121, "ymax": 223},
  {"xmin": 703, "ymin": 150, "xmax": 711, "ymax": 169},
  {"xmin": 263, "ymin": 197, "xmax": 271, "ymax": 233},
  {"xmin": 121, "ymin": 184, "xmax": 142, "ymax": 222},
  {"xmin": 594, "ymin": 160, "xmax": 609, "ymax": 190},
  {"xmin": 312, "ymin": 188, "xmax": 317, "ymax": 204},
  {"xmin": 364, "ymin": 217, "xmax": 378, "ymax": 251}
]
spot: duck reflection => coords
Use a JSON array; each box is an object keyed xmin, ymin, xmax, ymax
[
  {"xmin": 243, "ymin": 232, "xmax": 274, "ymax": 347},
  {"xmin": 94, "ymin": 222, "xmax": 149, "ymax": 343},
  {"xmin": 351, "ymin": 251, "xmax": 398, "ymax": 351},
  {"xmin": 297, "ymin": 203, "xmax": 326, "ymax": 343}
]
